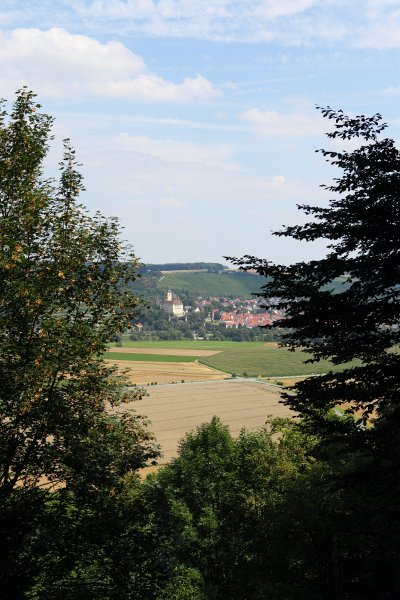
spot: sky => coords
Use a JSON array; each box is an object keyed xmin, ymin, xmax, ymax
[{"xmin": 1, "ymin": 1, "xmax": 400, "ymax": 265}]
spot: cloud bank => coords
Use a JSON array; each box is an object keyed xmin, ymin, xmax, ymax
[
  {"xmin": 0, "ymin": 28, "xmax": 221, "ymax": 101},
  {"xmin": 3, "ymin": 1, "xmax": 400, "ymax": 48}
]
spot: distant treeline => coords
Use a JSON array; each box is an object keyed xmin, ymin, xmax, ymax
[{"xmin": 140, "ymin": 262, "xmax": 227, "ymax": 273}]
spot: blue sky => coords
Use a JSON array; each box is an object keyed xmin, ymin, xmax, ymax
[{"xmin": 1, "ymin": 0, "xmax": 400, "ymax": 264}]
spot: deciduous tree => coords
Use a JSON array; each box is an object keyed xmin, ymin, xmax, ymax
[
  {"xmin": 0, "ymin": 88, "xmax": 158, "ymax": 494},
  {"xmin": 0, "ymin": 88, "xmax": 160, "ymax": 597}
]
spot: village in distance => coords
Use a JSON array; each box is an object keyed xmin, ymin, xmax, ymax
[{"xmin": 127, "ymin": 262, "xmax": 286, "ymax": 343}]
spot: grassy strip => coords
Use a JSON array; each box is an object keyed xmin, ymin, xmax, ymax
[
  {"xmin": 200, "ymin": 346, "xmax": 359, "ymax": 377},
  {"xmin": 114, "ymin": 340, "xmax": 263, "ymax": 350},
  {"xmin": 104, "ymin": 352, "xmax": 199, "ymax": 363}
]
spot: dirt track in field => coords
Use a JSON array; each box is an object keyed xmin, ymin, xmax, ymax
[
  {"xmin": 124, "ymin": 380, "xmax": 295, "ymax": 463},
  {"xmin": 106, "ymin": 359, "xmax": 227, "ymax": 384},
  {"xmin": 107, "ymin": 347, "xmax": 221, "ymax": 357}
]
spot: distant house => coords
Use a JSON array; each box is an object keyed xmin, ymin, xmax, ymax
[{"xmin": 160, "ymin": 290, "xmax": 185, "ymax": 317}]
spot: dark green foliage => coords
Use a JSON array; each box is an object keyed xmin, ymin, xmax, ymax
[
  {"xmin": 143, "ymin": 418, "xmax": 362, "ymax": 600},
  {"xmin": 0, "ymin": 489, "xmax": 47, "ymax": 598}
]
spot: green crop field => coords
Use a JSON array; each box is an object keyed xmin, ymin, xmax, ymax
[
  {"xmin": 157, "ymin": 271, "xmax": 263, "ymax": 297},
  {"xmin": 105, "ymin": 352, "xmax": 199, "ymax": 362},
  {"xmin": 110, "ymin": 340, "xmax": 359, "ymax": 377},
  {"xmin": 200, "ymin": 345, "xmax": 359, "ymax": 377}
]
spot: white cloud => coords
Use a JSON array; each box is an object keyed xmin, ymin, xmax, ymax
[
  {"xmin": 251, "ymin": 0, "xmax": 318, "ymax": 19},
  {"xmin": 3, "ymin": 1, "xmax": 400, "ymax": 47},
  {"xmin": 364, "ymin": 0, "xmax": 400, "ymax": 19},
  {"xmin": 270, "ymin": 175, "xmax": 286, "ymax": 187},
  {"xmin": 240, "ymin": 108, "xmax": 323, "ymax": 137},
  {"xmin": 118, "ymin": 115, "xmax": 249, "ymax": 132},
  {"xmin": 0, "ymin": 27, "xmax": 221, "ymax": 101},
  {"xmin": 115, "ymin": 133, "xmax": 235, "ymax": 164},
  {"xmin": 80, "ymin": 0, "xmax": 318, "ymax": 21},
  {"xmin": 72, "ymin": 0, "xmax": 320, "ymax": 41},
  {"xmin": 356, "ymin": 23, "xmax": 400, "ymax": 49},
  {"xmin": 64, "ymin": 0, "xmax": 400, "ymax": 47},
  {"xmin": 90, "ymin": 74, "xmax": 220, "ymax": 101}
]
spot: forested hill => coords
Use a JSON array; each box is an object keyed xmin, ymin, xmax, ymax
[
  {"xmin": 132, "ymin": 265, "xmax": 351, "ymax": 299},
  {"xmin": 158, "ymin": 270, "xmax": 264, "ymax": 296},
  {"xmin": 131, "ymin": 268, "xmax": 263, "ymax": 298}
]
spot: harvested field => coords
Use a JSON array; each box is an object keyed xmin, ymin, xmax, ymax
[
  {"xmin": 106, "ymin": 359, "xmax": 227, "ymax": 384},
  {"xmin": 107, "ymin": 347, "xmax": 220, "ymax": 357},
  {"xmin": 124, "ymin": 380, "xmax": 295, "ymax": 463}
]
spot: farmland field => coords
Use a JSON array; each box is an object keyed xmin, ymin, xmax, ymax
[
  {"xmin": 200, "ymin": 344, "xmax": 359, "ymax": 377},
  {"xmin": 121, "ymin": 380, "xmax": 295, "ymax": 463},
  {"xmin": 106, "ymin": 336, "xmax": 361, "ymax": 469},
  {"xmin": 107, "ymin": 341, "xmax": 301, "ymax": 466},
  {"xmin": 104, "ymin": 352, "xmax": 200, "ymax": 362},
  {"xmin": 111, "ymin": 340, "xmax": 356, "ymax": 377},
  {"xmin": 106, "ymin": 359, "xmax": 227, "ymax": 384},
  {"xmin": 107, "ymin": 347, "xmax": 220, "ymax": 357}
]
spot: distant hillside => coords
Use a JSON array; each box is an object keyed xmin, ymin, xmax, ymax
[
  {"xmin": 140, "ymin": 262, "xmax": 227, "ymax": 273},
  {"xmin": 158, "ymin": 271, "xmax": 263, "ymax": 297},
  {"xmin": 131, "ymin": 264, "xmax": 352, "ymax": 299}
]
